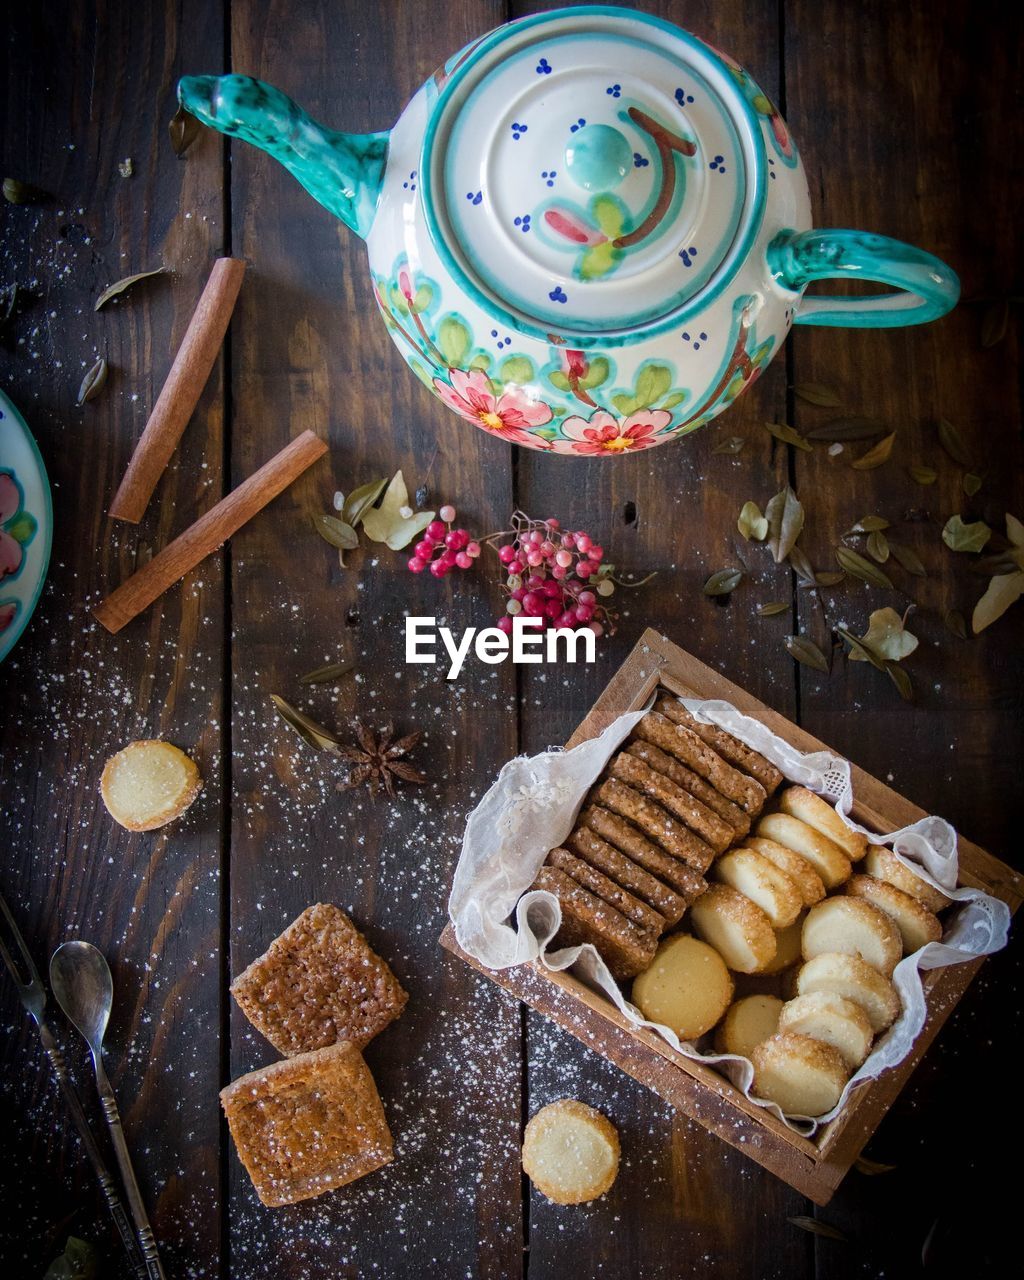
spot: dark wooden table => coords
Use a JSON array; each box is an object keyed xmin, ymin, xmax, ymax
[{"xmin": 2, "ymin": 1, "xmax": 1021, "ymax": 1276}]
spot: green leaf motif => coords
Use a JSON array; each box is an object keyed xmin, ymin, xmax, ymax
[
  {"xmin": 411, "ymin": 283, "xmax": 433, "ymax": 313},
  {"xmin": 579, "ymin": 356, "xmax": 610, "ymax": 389},
  {"xmin": 533, "ymin": 427, "xmax": 558, "ymax": 441},
  {"xmin": 660, "ymin": 391, "xmax": 687, "ymax": 410},
  {"xmin": 611, "ymin": 393, "xmax": 637, "ymax": 416},
  {"xmin": 580, "ymin": 240, "xmax": 620, "ymax": 280},
  {"xmin": 409, "ymin": 358, "xmax": 434, "ymax": 389},
  {"xmin": 634, "ymin": 364, "xmax": 672, "ymax": 409},
  {"xmin": 5, "ymin": 512, "xmax": 36, "ymax": 543},
  {"xmin": 437, "ymin": 315, "xmax": 471, "ymax": 367},
  {"xmin": 469, "ymin": 352, "xmax": 492, "ymax": 371},
  {"xmin": 499, "ymin": 355, "xmax": 536, "ymax": 385},
  {"xmin": 592, "ymin": 194, "xmax": 626, "ymax": 239},
  {"xmin": 548, "ymin": 370, "xmax": 571, "ymax": 392}
]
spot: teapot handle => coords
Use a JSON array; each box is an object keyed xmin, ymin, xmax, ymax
[{"xmin": 767, "ymin": 228, "xmax": 960, "ymax": 328}]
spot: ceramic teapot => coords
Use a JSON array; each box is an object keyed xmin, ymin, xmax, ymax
[{"xmin": 179, "ymin": 5, "xmax": 959, "ymax": 458}]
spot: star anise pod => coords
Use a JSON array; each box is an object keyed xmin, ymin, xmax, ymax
[{"xmin": 336, "ymin": 721, "xmax": 426, "ymax": 798}]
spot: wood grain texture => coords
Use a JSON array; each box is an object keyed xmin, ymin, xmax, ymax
[{"xmin": 0, "ymin": 1, "xmax": 228, "ymax": 1275}]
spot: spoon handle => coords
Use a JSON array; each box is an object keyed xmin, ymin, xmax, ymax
[
  {"xmin": 93, "ymin": 1057, "xmax": 168, "ymax": 1280},
  {"xmin": 36, "ymin": 1022, "xmax": 150, "ymax": 1280}
]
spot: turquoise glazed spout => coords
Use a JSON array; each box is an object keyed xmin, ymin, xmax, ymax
[
  {"xmin": 178, "ymin": 7, "xmax": 960, "ymax": 457},
  {"xmin": 177, "ymin": 74, "xmax": 388, "ymax": 239}
]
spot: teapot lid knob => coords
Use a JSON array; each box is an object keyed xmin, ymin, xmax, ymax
[{"xmin": 422, "ymin": 8, "xmax": 767, "ymax": 339}]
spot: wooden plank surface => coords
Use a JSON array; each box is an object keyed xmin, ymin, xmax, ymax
[
  {"xmin": 0, "ymin": 1, "xmax": 1020, "ymax": 1276},
  {"xmin": 0, "ymin": 1, "xmax": 228, "ymax": 1274}
]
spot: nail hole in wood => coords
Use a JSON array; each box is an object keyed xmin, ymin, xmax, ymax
[{"xmin": 623, "ymin": 500, "xmax": 637, "ymax": 526}]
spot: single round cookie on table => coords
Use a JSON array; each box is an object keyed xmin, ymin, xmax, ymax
[
  {"xmin": 714, "ymin": 994, "xmax": 783, "ymax": 1059},
  {"xmin": 100, "ymin": 740, "xmax": 202, "ymax": 831},
  {"xmin": 777, "ymin": 785, "xmax": 868, "ymax": 861},
  {"xmin": 752, "ymin": 1032, "xmax": 850, "ymax": 1118},
  {"xmin": 521, "ymin": 1099, "xmax": 620, "ymax": 1205},
  {"xmin": 846, "ymin": 874, "xmax": 943, "ymax": 954},
  {"xmin": 631, "ymin": 934, "xmax": 734, "ymax": 1040},
  {"xmin": 801, "ymin": 896, "xmax": 902, "ymax": 978}
]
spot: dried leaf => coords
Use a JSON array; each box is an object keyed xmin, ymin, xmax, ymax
[
  {"xmin": 1006, "ymin": 513, "xmax": 1024, "ymax": 548},
  {"xmin": 704, "ymin": 568, "xmax": 743, "ymax": 596},
  {"xmin": 787, "ymin": 1216, "xmax": 847, "ymax": 1242},
  {"xmin": 794, "ymin": 382, "xmax": 843, "ymax": 408},
  {"xmin": 909, "ymin": 465, "xmax": 938, "ymax": 485},
  {"xmin": 838, "ymin": 626, "xmax": 885, "ymax": 671},
  {"xmin": 835, "ymin": 545, "xmax": 893, "ymax": 589},
  {"xmin": 972, "ymin": 570, "xmax": 1024, "ymax": 633},
  {"xmin": 76, "ymin": 357, "xmax": 108, "ymax": 405},
  {"xmin": 3, "ymin": 176, "xmax": 53, "ymax": 204},
  {"xmin": 848, "ymin": 515, "xmax": 890, "ymax": 533},
  {"xmin": 788, "ymin": 545, "xmax": 816, "ymax": 585},
  {"xmin": 851, "ymin": 431, "xmax": 896, "ymax": 470},
  {"xmin": 757, "ymin": 601, "xmax": 789, "ymax": 617},
  {"xmin": 784, "ymin": 635, "xmax": 829, "ymax": 674},
  {"xmin": 765, "ymin": 487, "xmax": 804, "ymax": 564},
  {"xmin": 886, "ymin": 660, "xmax": 914, "ymax": 701},
  {"xmin": 711, "ymin": 435, "xmax": 745, "ymax": 455},
  {"xmin": 962, "ymin": 472, "xmax": 982, "ymax": 497},
  {"xmin": 342, "ymin": 477, "xmax": 389, "ymax": 528},
  {"xmin": 94, "ymin": 267, "xmax": 165, "ymax": 311},
  {"xmin": 980, "ymin": 298, "xmax": 1009, "ymax": 349},
  {"xmin": 941, "ymin": 515, "xmax": 991, "ymax": 553},
  {"xmin": 888, "ymin": 540, "xmax": 926, "ymax": 577},
  {"xmin": 866, "ymin": 530, "xmax": 890, "ymax": 563},
  {"xmin": 737, "ymin": 500, "xmax": 768, "ymax": 541},
  {"xmin": 313, "ymin": 513, "xmax": 359, "ymax": 550},
  {"xmin": 806, "ymin": 417, "xmax": 886, "ymax": 442},
  {"xmin": 360, "ymin": 470, "xmax": 437, "ymax": 550},
  {"xmin": 944, "ymin": 609, "xmax": 968, "ymax": 639},
  {"xmin": 938, "ymin": 418, "xmax": 975, "ymax": 468},
  {"xmin": 299, "ymin": 658, "xmax": 356, "ymax": 685},
  {"xmin": 851, "ymin": 607, "xmax": 918, "ymax": 662},
  {"xmin": 169, "ymin": 105, "xmax": 201, "ymax": 157},
  {"xmin": 854, "ymin": 1156, "xmax": 896, "ymax": 1176},
  {"xmin": 815, "ymin": 571, "xmax": 845, "ymax": 587},
  {"xmin": 764, "ymin": 421, "xmax": 812, "ymax": 452},
  {"xmin": 270, "ymin": 694, "xmax": 340, "ymax": 751},
  {"xmin": 118, "ymin": 158, "xmax": 134, "ymax": 178}
]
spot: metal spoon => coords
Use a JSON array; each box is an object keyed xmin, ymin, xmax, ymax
[{"xmin": 50, "ymin": 942, "xmax": 167, "ymax": 1280}]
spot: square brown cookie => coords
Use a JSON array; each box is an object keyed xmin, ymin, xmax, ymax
[
  {"xmin": 231, "ymin": 903, "xmax": 407, "ymax": 1055},
  {"xmin": 221, "ymin": 1041, "xmax": 392, "ymax": 1206}
]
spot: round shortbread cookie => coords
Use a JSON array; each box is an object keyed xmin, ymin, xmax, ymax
[
  {"xmin": 760, "ymin": 915, "xmax": 805, "ymax": 976},
  {"xmin": 712, "ymin": 848, "xmax": 803, "ymax": 929},
  {"xmin": 751, "ymin": 1032, "xmax": 850, "ymax": 1118},
  {"xmin": 846, "ymin": 875, "xmax": 942, "ymax": 955},
  {"xmin": 745, "ymin": 837, "xmax": 826, "ymax": 908},
  {"xmin": 522, "ymin": 1100, "xmax": 620, "ymax": 1204},
  {"xmin": 801, "ymin": 896, "xmax": 902, "ymax": 977},
  {"xmin": 714, "ymin": 994, "xmax": 783, "ymax": 1059},
  {"xmin": 631, "ymin": 935, "xmax": 733, "ymax": 1040},
  {"xmin": 796, "ymin": 952, "xmax": 900, "ymax": 1033},
  {"xmin": 777, "ymin": 786, "xmax": 868, "ymax": 861},
  {"xmin": 100, "ymin": 740, "xmax": 203, "ymax": 831},
  {"xmin": 755, "ymin": 813, "xmax": 851, "ymax": 889},
  {"xmin": 777, "ymin": 992, "xmax": 874, "ymax": 1069},
  {"xmin": 864, "ymin": 845, "xmax": 952, "ymax": 914},
  {"xmin": 690, "ymin": 884, "xmax": 777, "ymax": 974}
]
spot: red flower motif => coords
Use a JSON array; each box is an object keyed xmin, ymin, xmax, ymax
[
  {"xmin": 560, "ymin": 408, "xmax": 673, "ymax": 455},
  {"xmin": 433, "ymin": 368, "xmax": 553, "ymax": 447}
]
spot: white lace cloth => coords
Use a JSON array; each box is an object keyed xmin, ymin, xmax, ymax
[{"xmin": 449, "ymin": 697, "xmax": 1011, "ymax": 1134}]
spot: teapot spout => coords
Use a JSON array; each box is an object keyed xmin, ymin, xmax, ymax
[{"xmin": 178, "ymin": 74, "xmax": 388, "ymax": 240}]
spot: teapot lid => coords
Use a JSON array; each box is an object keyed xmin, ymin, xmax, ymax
[{"xmin": 423, "ymin": 6, "xmax": 766, "ymax": 339}]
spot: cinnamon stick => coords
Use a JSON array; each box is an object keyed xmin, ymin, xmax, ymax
[
  {"xmin": 94, "ymin": 430, "xmax": 328, "ymax": 633},
  {"xmin": 109, "ymin": 257, "xmax": 246, "ymax": 523}
]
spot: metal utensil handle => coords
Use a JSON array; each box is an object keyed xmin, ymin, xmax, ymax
[
  {"xmin": 94, "ymin": 1060, "xmax": 167, "ymax": 1280},
  {"xmin": 38, "ymin": 1024, "xmax": 149, "ymax": 1280}
]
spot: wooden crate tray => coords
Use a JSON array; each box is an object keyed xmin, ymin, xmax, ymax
[{"xmin": 440, "ymin": 628, "xmax": 1021, "ymax": 1204}]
